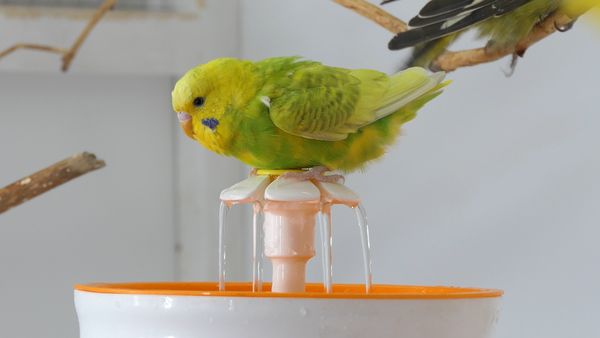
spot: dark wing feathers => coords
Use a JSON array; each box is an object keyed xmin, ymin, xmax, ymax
[
  {"xmin": 419, "ymin": 0, "xmax": 476, "ymax": 17},
  {"xmin": 381, "ymin": 0, "xmax": 473, "ymax": 11},
  {"xmin": 409, "ymin": 0, "xmax": 496, "ymax": 27},
  {"xmin": 387, "ymin": 0, "xmax": 534, "ymax": 50}
]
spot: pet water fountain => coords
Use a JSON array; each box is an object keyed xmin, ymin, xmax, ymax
[{"xmin": 74, "ymin": 171, "xmax": 503, "ymax": 338}]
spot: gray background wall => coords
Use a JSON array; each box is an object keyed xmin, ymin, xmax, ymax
[
  {"xmin": 0, "ymin": 72, "xmax": 177, "ymax": 337},
  {"xmin": 1, "ymin": 1, "xmax": 599, "ymax": 337}
]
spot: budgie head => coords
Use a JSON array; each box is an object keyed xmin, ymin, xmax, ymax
[{"xmin": 172, "ymin": 58, "xmax": 258, "ymax": 154}]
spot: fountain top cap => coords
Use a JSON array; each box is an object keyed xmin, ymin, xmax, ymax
[
  {"xmin": 220, "ymin": 174, "xmax": 360, "ymax": 206},
  {"xmin": 265, "ymin": 177, "xmax": 321, "ymax": 201}
]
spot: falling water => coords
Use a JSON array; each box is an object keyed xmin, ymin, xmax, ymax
[
  {"xmin": 252, "ymin": 202, "xmax": 264, "ymax": 292},
  {"xmin": 218, "ymin": 201, "xmax": 230, "ymax": 291},
  {"xmin": 354, "ymin": 204, "xmax": 373, "ymax": 293},
  {"xmin": 319, "ymin": 207, "xmax": 333, "ymax": 293}
]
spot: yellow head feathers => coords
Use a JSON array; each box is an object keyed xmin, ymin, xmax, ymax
[{"xmin": 172, "ymin": 58, "xmax": 260, "ymax": 153}]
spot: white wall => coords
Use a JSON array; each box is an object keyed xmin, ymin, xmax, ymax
[{"xmin": 241, "ymin": 1, "xmax": 600, "ymax": 338}]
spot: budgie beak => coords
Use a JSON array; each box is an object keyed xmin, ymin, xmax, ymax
[{"xmin": 177, "ymin": 112, "xmax": 194, "ymax": 139}]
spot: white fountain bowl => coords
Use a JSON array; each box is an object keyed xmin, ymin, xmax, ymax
[{"xmin": 75, "ymin": 282, "xmax": 502, "ymax": 338}]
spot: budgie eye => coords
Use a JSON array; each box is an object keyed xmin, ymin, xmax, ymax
[{"xmin": 193, "ymin": 97, "xmax": 205, "ymax": 107}]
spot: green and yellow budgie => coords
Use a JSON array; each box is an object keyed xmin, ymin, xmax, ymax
[
  {"xmin": 386, "ymin": 0, "xmax": 563, "ymax": 68},
  {"xmin": 172, "ymin": 57, "xmax": 446, "ymax": 180}
]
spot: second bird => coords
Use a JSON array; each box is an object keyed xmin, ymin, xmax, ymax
[{"xmin": 387, "ymin": 0, "xmax": 562, "ymax": 68}]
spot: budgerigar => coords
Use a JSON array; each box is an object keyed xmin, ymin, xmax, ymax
[
  {"xmin": 385, "ymin": 0, "xmax": 562, "ymax": 68},
  {"xmin": 172, "ymin": 57, "xmax": 446, "ymax": 180}
]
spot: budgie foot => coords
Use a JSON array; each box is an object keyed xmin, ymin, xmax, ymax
[
  {"xmin": 281, "ymin": 166, "xmax": 345, "ymax": 184},
  {"xmin": 484, "ymin": 39, "xmax": 498, "ymax": 54}
]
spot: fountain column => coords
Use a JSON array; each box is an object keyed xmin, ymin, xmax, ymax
[
  {"xmin": 263, "ymin": 201, "xmax": 319, "ymax": 292},
  {"xmin": 262, "ymin": 177, "xmax": 321, "ymax": 293}
]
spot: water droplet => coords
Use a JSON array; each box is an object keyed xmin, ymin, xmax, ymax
[
  {"xmin": 228, "ymin": 299, "xmax": 235, "ymax": 311},
  {"xmin": 492, "ymin": 309, "xmax": 501, "ymax": 325},
  {"xmin": 163, "ymin": 297, "xmax": 173, "ymax": 309},
  {"xmin": 208, "ymin": 316, "xmax": 214, "ymax": 324},
  {"xmin": 299, "ymin": 307, "xmax": 308, "ymax": 317}
]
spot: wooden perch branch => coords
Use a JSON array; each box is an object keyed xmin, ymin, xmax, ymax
[
  {"xmin": 333, "ymin": 0, "xmax": 407, "ymax": 34},
  {"xmin": 0, "ymin": 152, "xmax": 105, "ymax": 214},
  {"xmin": 333, "ymin": 0, "xmax": 594, "ymax": 72},
  {"xmin": 0, "ymin": 0, "xmax": 117, "ymax": 72}
]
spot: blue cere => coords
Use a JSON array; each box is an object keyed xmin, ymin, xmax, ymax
[{"xmin": 202, "ymin": 118, "xmax": 220, "ymax": 130}]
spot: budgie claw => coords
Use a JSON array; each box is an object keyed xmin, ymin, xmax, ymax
[
  {"xmin": 281, "ymin": 166, "xmax": 345, "ymax": 184},
  {"xmin": 555, "ymin": 20, "xmax": 576, "ymax": 33},
  {"xmin": 503, "ymin": 53, "xmax": 521, "ymax": 77}
]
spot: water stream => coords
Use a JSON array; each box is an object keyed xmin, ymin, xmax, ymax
[
  {"xmin": 218, "ymin": 201, "xmax": 230, "ymax": 291},
  {"xmin": 354, "ymin": 204, "xmax": 373, "ymax": 293},
  {"xmin": 252, "ymin": 202, "xmax": 264, "ymax": 292},
  {"xmin": 217, "ymin": 192, "xmax": 373, "ymax": 294},
  {"xmin": 319, "ymin": 207, "xmax": 333, "ymax": 293}
]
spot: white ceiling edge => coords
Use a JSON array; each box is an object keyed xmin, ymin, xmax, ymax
[{"xmin": 0, "ymin": 0, "xmax": 203, "ymax": 13}]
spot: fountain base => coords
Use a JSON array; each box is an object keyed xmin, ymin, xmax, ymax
[{"xmin": 75, "ymin": 282, "xmax": 502, "ymax": 338}]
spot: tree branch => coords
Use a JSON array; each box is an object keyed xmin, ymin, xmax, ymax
[
  {"xmin": 0, "ymin": 0, "xmax": 117, "ymax": 72},
  {"xmin": 61, "ymin": 0, "xmax": 117, "ymax": 72},
  {"xmin": 0, "ymin": 43, "xmax": 68, "ymax": 59},
  {"xmin": 0, "ymin": 152, "xmax": 106, "ymax": 214}
]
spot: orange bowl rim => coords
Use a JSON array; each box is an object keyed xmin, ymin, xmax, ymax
[{"xmin": 75, "ymin": 282, "xmax": 503, "ymax": 300}]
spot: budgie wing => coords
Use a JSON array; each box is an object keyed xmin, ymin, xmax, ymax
[
  {"xmin": 267, "ymin": 63, "xmax": 444, "ymax": 141},
  {"xmin": 388, "ymin": 0, "xmax": 534, "ymax": 50}
]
